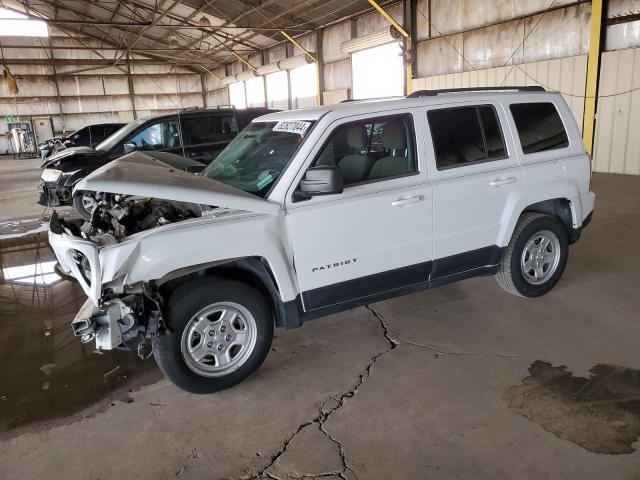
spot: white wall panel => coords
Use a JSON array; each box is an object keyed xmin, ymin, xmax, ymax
[
  {"xmin": 292, "ymin": 33, "xmax": 317, "ymax": 56},
  {"xmin": 207, "ymin": 88, "xmax": 229, "ymax": 107},
  {"xmin": 268, "ymin": 45, "xmax": 287, "ymax": 63},
  {"xmin": 323, "ymin": 89, "xmax": 349, "ymax": 104},
  {"xmin": 0, "ymin": 77, "xmax": 57, "ymax": 97},
  {"xmin": 356, "ymin": 4, "xmax": 403, "ymax": 37},
  {"xmin": 103, "ymin": 76, "xmax": 130, "ymax": 95},
  {"xmin": 324, "ymin": 59, "xmax": 352, "ymax": 92},
  {"xmin": 415, "ymin": 34, "xmax": 464, "ymax": 77},
  {"xmin": 463, "ymin": 20, "xmax": 524, "ymax": 70},
  {"xmin": 323, "ymin": 22, "xmax": 352, "ymax": 63},
  {"xmin": 593, "ymin": 48, "xmax": 640, "ymax": 175},
  {"xmin": 58, "ymin": 76, "xmax": 104, "ymax": 96},
  {"xmin": 522, "ymin": 4, "xmax": 590, "ymax": 63}
]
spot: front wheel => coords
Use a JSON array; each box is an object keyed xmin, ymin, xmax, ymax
[
  {"xmin": 496, "ymin": 213, "xmax": 569, "ymax": 298},
  {"xmin": 154, "ymin": 277, "xmax": 273, "ymax": 394},
  {"xmin": 72, "ymin": 190, "xmax": 98, "ymax": 221}
]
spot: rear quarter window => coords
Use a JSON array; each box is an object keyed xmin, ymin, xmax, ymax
[
  {"xmin": 509, "ymin": 102, "xmax": 569, "ymax": 154},
  {"xmin": 181, "ymin": 115, "xmax": 237, "ymax": 146}
]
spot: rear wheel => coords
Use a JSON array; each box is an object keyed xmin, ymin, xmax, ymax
[
  {"xmin": 72, "ymin": 191, "xmax": 98, "ymax": 221},
  {"xmin": 496, "ymin": 213, "xmax": 569, "ymax": 298},
  {"xmin": 154, "ymin": 277, "xmax": 273, "ymax": 394}
]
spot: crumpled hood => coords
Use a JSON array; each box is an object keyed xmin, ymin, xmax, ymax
[
  {"xmin": 41, "ymin": 146, "xmax": 96, "ymax": 168},
  {"xmin": 74, "ymin": 151, "xmax": 281, "ymax": 216}
]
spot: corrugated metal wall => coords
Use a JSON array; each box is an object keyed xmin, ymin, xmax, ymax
[
  {"xmin": 593, "ymin": 47, "xmax": 640, "ymax": 175},
  {"xmin": 413, "ymin": 55, "xmax": 588, "ymax": 132}
]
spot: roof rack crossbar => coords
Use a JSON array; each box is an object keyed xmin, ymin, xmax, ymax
[{"xmin": 407, "ymin": 86, "xmax": 545, "ymax": 98}]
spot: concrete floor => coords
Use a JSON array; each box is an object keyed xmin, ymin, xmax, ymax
[
  {"xmin": 0, "ymin": 172, "xmax": 639, "ymax": 479},
  {"xmin": 0, "ymin": 156, "xmax": 51, "ymax": 222}
]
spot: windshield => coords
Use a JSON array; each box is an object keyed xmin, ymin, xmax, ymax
[
  {"xmin": 202, "ymin": 120, "xmax": 313, "ymax": 197},
  {"xmin": 95, "ymin": 118, "xmax": 146, "ymax": 152}
]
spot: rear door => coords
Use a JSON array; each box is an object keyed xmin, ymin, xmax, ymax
[
  {"xmin": 420, "ymin": 101, "xmax": 524, "ymax": 282},
  {"xmin": 180, "ymin": 113, "xmax": 238, "ymax": 163}
]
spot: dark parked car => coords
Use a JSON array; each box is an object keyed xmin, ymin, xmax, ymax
[
  {"xmin": 38, "ymin": 123, "xmax": 125, "ymax": 159},
  {"xmin": 39, "ymin": 107, "xmax": 274, "ymax": 219}
]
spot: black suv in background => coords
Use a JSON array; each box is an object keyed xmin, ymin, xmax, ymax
[
  {"xmin": 39, "ymin": 107, "xmax": 274, "ymax": 218},
  {"xmin": 38, "ymin": 123, "xmax": 125, "ymax": 159}
]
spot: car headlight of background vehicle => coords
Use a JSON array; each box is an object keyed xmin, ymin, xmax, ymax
[{"xmin": 41, "ymin": 169, "xmax": 62, "ymax": 182}]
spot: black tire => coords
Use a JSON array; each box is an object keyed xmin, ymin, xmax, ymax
[
  {"xmin": 496, "ymin": 213, "xmax": 569, "ymax": 298},
  {"xmin": 72, "ymin": 191, "xmax": 96, "ymax": 221},
  {"xmin": 154, "ymin": 277, "xmax": 273, "ymax": 394}
]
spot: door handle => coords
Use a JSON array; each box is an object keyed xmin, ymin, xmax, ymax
[
  {"xmin": 490, "ymin": 177, "xmax": 517, "ymax": 187},
  {"xmin": 391, "ymin": 195, "xmax": 424, "ymax": 207}
]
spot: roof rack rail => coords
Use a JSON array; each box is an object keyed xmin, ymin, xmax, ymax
[
  {"xmin": 407, "ymin": 86, "xmax": 545, "ymax": 98},
  {"xmin": 340, "ymin": 96, "xmax": 401, "ymax": 103}
]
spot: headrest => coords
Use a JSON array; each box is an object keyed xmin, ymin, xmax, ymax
[
  {"xmin": 381, "ymin": 122, "xmax": 406, "ymax": 150},
  {"xmin": 346, "ymin": 125, "xmax": 368, "ymax": 149}
]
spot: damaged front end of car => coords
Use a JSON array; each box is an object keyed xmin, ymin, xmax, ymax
[
  {"xmin": 49, "ymin": 211, "xmax": 165, "ymax": 357},
  {"xmin": 48, "ymin": 152, "xmax": 281, "ymax": 357}
]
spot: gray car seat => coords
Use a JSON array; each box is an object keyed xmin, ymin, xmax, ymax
[
  {"xmin": 369, "ymin": 121, "xmax": 411, "ymax": 179},
  {"xmin": 338, "ymin": 125, "xmax": 373, "ymax": 184}
]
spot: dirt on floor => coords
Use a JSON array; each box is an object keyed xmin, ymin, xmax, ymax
[{"xmin": 0, "ymin": 173, "xmax": 639, "ymax": 480}]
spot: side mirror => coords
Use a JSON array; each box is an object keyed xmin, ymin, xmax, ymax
[
  {"xmin": 123, "ymin": 142, "xmax": 136, "ymax": 154},
  {"xmin": 63, "ymin": 139, "xmax": 74, "ymax": 147},
  {"xmin": 298, "ymin": 166, "xmax": 343, "ymax": 198}
]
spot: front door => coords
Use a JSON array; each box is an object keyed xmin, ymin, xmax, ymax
[
  {"xmin": 421, "ymin": 101, "xmax": 524, "ymax": 280},
  {"xmin": 285, "ymin": 110, "xmax": 433, "ymax": 312},
  {"xmin": 124, "ymin": 116, "xmax": 183, "ymax": 157}
]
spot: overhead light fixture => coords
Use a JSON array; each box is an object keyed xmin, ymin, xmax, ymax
[
  {"xmin": 168, "ymin": 35, "xmax": 179, "ymax": 48},
  {"xmin": 198, "ymin": 16, "xmax": 211, "ymax": 27}
]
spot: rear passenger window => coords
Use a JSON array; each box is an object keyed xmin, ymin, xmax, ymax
[
  {"xmin": 428, "ymin": 105, "xmax": 507, "ymax": 170},
  {"xmin": 313, "ymin": 114, "xmax": 417, "ymax": 186},
  {"xmin": 510, "ymin": 103, "xmax": 569, "ymax": 154},
  {"xmin": 181, "ymin": 115, "xmax": 237, "ymax": 146}
]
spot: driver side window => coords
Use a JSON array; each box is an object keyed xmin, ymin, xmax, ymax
[
  {"xmin": 129, "ymin": 118, "xmax": 180, "ymax": 151},
  {"xmin": 313, "ymin": 114, "xmax": 417, "ymax": 187}
]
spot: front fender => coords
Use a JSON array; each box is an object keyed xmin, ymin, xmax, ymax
[
  {"xmin": 62, "ymin": 169, "xmax": 89, "ymax": 188},
  {"xmin": 100, "ymin": 213, "xmax": 299, "ymax": 303}
]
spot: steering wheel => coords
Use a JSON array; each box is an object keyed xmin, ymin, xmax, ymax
[{"xmin": 140, "ymin": 138, "xmax": 148, "ymax": 147}]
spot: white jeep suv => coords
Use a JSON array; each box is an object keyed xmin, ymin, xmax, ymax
[{"xmin": 49, "ymin": 86, "xmax": 595, "ymax": 394}]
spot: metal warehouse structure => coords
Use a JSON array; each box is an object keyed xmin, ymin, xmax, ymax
[{"xmin": 1, "ymin": 0, "xmax": 640, "ymax": 173}]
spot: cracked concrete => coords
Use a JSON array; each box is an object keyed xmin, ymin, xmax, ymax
[{"xmin": 1, "ymin": 173, "xmax": 640, "ymax": 479}]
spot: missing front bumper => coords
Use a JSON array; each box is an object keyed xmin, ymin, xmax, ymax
[
  {"xmin": 38, "ymin": 181, "xmax": 71, "ymax": 207},
  {"xmin": 72, "ymin": 298, "xmax": 124, "ymax": 350}
]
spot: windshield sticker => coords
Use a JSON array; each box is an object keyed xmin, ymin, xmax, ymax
[
  {"xmin": 256, "ymin": 171, "xmax": 274, "ymax": 189},
  {"xmin": 273, "ymin": 120, "xmax": 311, "ymax": 137}
]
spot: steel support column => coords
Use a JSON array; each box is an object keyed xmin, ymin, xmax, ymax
[
  {"xmin": 126, "ymin": 55, "xmax": 138, "ymax": 120},
  {"xmin": 280, "ymin": 31, "xmax": 321, "ymax": 106},
  {"xmin": 583, "ymin": 0, "xmax": 605, "ymax": 154}
]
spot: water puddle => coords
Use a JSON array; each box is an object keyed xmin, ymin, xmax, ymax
[
  {"xmin": 0, "ymin": 230, "xmax": 161, "ymax": 436},
  {"xmin": 505, "ymin": 360, "xmax": 640, "ymax": 454}
]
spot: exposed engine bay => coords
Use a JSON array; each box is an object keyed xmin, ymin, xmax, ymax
[
  {"xmin": 80, "ymin": 192, "xmax": 210, "ymax": 243},
  {"xmin": 51, "ymin": 193, "xmax": 214, "ymax": 356}
]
